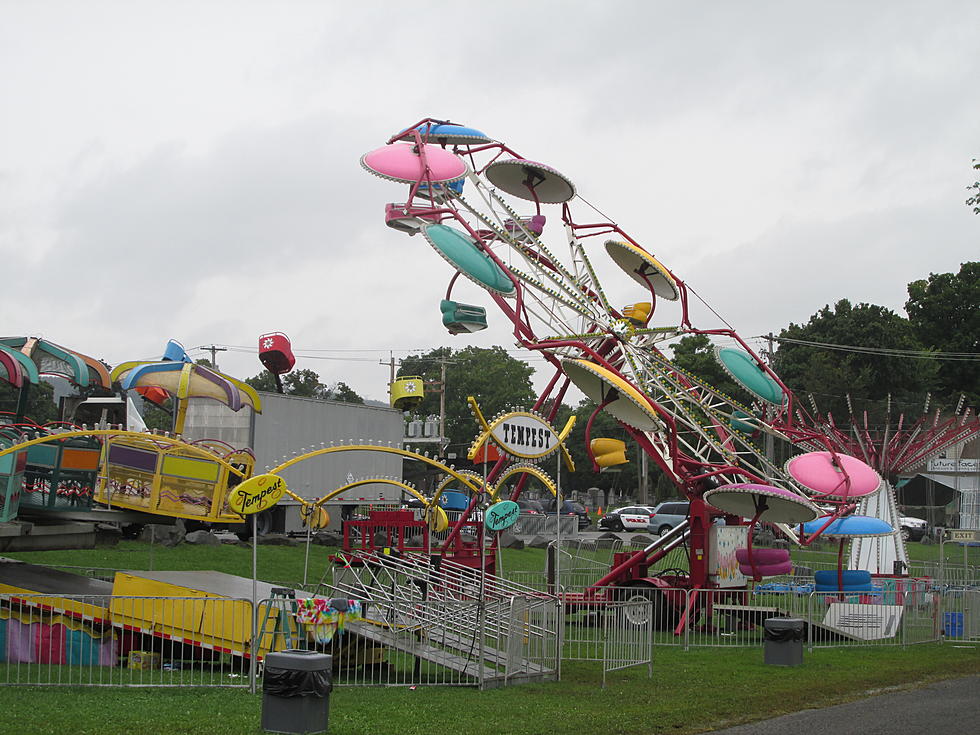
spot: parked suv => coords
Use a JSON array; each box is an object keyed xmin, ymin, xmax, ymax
[
  {"xmin": 899, "ymin": 515, "xmax": 927, "ymax": 542},
  {"xmin": 648, "ymin": 501, "xmax": 690, "ymax": 536},
  {"xmin": 541, "ymin": 499, "xmax": 591, "ymax": 530}
]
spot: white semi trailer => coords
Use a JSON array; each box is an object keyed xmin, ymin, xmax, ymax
[{"xmin": 182, "ymin": 391, "xmax": 405, "ymax": 535}]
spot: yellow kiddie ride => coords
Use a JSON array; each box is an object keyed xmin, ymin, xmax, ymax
[{"xmin": 94, "ymin": 359, "xmax": 262, "ymax": 524}]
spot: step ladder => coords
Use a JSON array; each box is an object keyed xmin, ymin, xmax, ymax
[{"xmin": 256, "ymin": 587, "xmax": 306, "ymax": 653}]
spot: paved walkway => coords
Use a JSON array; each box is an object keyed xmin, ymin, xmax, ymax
[{"xmin": 708, "ymin": 675, "xmax": 980, "ymax": 734}]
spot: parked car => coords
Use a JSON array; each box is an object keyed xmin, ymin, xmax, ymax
[
  {"xmin": 648, "ymin": 501, "xmax": 690, "ymax": 536},
  {"xmin": 516, "ymin": 499, "xmax": 545, "ymax": 515},
  {"xmin": 541, "ymin": 499, "xmax": 591, "ymax": 530},
  {"xmin": 598, "ymin": 506, "xmax": 657, "ymax": 532},
  {"xmin": 899, "ymin": 515, "xmax": 927, "ymax": 541}
]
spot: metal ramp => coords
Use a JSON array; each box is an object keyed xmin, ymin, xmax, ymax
[{"xmin": 324, "ymin": 552, "xmax": 559, "ymax": 686}]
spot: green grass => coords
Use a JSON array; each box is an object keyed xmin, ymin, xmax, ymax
[
  {"xmin": 0, "ymin": 645, "xmax": 976, "ymax": 735},
  {"xmin": 1, "ymin": 538, "xmax": 978, "ymax": 734},
  {"xmin": 4, "ymin": 533, "xmax": 974, "ymax": 591},
  {"xmin": 2, "ymin": 540, "xmax": 337, "ymax": 589}
]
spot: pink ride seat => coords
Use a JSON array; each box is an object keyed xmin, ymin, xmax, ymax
[{"xmin": 736, "ymin": 548, "xmax": 792, "ymax": 578}]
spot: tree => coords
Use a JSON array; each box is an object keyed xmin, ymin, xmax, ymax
[
  {"xmin": 669, "ymin": 334, "xmax": 748, "ymax": 402},
  {"xmin": 774, "ymin": 299, "xmax": 938, "ymax": 419},
  {"xmin": 905, "ymin": 262, "xmax": 980, "ymax": 408},
  {"xmin": 967, "ymin": 159, "xmax": 980, "ymax": 215},
  {"xmin": 278, "ymin": 369, "xmax": 324, "ymax": 398},
  {"xmin": 396, "ymin": 346, "xmax": 535, "ymax": 454},
  {"xmin": 0, "ymin": 380, "xmax": 58, "ymax": 424},
  {"xmin": 244, "ymin": 369, "xmax": 363, "ymax": 403},
  {"xmin": 324, "ymin": 381, "xmax": 364, "ymax": 405},
  {"xmin": 560, "ymin": 399, "xmax": 638, "ymax": 494}
]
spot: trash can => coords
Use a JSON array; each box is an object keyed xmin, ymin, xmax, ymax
[
  {"xmin": 261, "ymin": 650, "xmax": 333, "ymax": 734},
  {"xmin": 763, "ymin": 617, "xmax": 804, "ymax": 666},
  {"xmin": 943, "ymin": 612, "xmax": 964, "ymax": 638}
]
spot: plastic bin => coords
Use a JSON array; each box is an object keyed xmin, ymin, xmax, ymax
[
  {"xmin": 262, "ymin": 650, "xmax": 332, "ymax": 734},
  {"xmin": 943, "ymin": 612, "xmax": 964, "ymax": 638},
  {"xmin": 763, "ymin": 617, "xmax": 804, "ymax": 666}
]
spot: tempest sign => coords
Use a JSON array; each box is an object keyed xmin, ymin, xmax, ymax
[
  {"xmin": 228, "ymin": 474, "xmax": 286, "ymax": 515},
  {"xmin": 488, "ymin": 412, "xmax": 560, "ymax": 460}
]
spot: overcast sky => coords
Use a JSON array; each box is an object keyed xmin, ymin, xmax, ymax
[{"xmin": 2, "ymin": 1, "xmax": 977, "ymax": 404}]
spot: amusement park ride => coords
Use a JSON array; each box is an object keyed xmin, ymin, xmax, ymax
[
  {"xmin": 0, "ymin": 120, "xmax": 977, "ymax": 676},
  {"xmin": 357, "ymin": 117, "xmax": 980, "ymax": 623}
]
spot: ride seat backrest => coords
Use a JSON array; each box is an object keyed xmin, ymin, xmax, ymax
[
  {"xmin": 738, "ymin": 559, "xmax": 793, "ymax": 578},
  {"xmin": 735, "ymin": 548, "xmax": 790, "ymax": 565}
]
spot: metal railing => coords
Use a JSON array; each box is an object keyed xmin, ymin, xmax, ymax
[
  {"xmin": 320, "ymin": 552, "xmax": 560, "ymax": 688},
  {"xmin": 1, "ymin": 585, "xmax": 974, "ymax": 690},
  {"xmin": 0, "ymin": 593, "xmax": 252, "ymax": 688},
  {"xmin": 270, "ymin": 595, "xmax": 559, "ymax": 689},
  {"xmin": 602, "ymin": 600, "xmax": 653, "ymax": 687},
  {"xmin": 0, "ymin": 585, "xmax": 559, "ymax": 690},
  {"xmin": 511, "ymin": 513, "xmax": 579, "ymax": 537}
]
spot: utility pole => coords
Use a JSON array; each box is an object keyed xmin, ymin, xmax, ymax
[
  {"xmin": 380, "ymin": 352, "xmax": 397, "ymax": 401},
  {"xmin": 638, "ymin": 449, "xmax": 649, "ymax": 505},
  {"xmin": 764, "ymin": 333, "xmax": 776, "ymax": 367},
  {"xmin": 439, "ymin": 358, "xmax": 447, "ymax": 451},
  {"xmin": 204, "ymin": 345, "xmax": 227, "ymax": 371}
]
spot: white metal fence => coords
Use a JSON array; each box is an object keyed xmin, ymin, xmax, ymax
[
  {"xmin": 0, "ymin": 593, "xmax": 252, "ymax": 688},
  {"xmin": 1, "ymin": 558, "xmax": 974, "ymax": 689},
  {"xmin": 601, "ymin": 600, "xmax": 654, "ymax": 687},
  {"xmin": 0, "ymin": 587, "xmax": 559, "ymax": 690}
]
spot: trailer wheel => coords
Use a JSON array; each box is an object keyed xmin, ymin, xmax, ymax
[
  {"xmin": 616, "ymin": 585, "xmax": 658, "ymax": 627},
  {"xmin": 235, "ymin": 511, "xmax": 274, "ymax": 541},
  {"xmin": 120, "ymin": 523, "xmax": 144, "ymax": 540},
  {"xmin": 616, "ymin": 584, "xmax": 678, "ymax": 630}
]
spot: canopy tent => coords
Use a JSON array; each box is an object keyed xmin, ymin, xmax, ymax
[{"xmin": 897, "ymin": 473, "xmax": 978, "ymax": 507}]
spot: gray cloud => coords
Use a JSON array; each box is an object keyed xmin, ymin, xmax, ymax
[{"xmin": 2, "ymin": 1, "xmax": 977, "ymax": 404}]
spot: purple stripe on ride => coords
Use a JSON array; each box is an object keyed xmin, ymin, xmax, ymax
[{"xmin": 108, "ymin": 445, "xmax": 157, "ymax": 472}]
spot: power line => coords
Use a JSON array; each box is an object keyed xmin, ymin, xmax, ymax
[
  {"xmin": 767, "ymin": 336, "xmax": 980, "ymax": 361},
  {"xmin": 200, "ymin": 345, "xmax": 553, "ymax": 363}
]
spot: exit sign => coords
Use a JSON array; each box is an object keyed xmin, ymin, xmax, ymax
[{"xmin": 946, "ymin": 529, "xmax": 980, "ymax": 543}]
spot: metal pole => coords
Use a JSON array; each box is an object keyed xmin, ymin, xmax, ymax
[
  {"xmin": 639, "ymin": 450, "xmax": 649, "ymax": 505},
  {"xmin": 303, "ymin": 524, "xmax": 312, "ymax": 588},
  {"xmin": 250, "ymin": 512, "xmax": 258, "ymax": 694},
  {"xmin": 439, "ymin": 359, "xmax": 447, "ymax": 447},
  {"xmin": 252, "ymin": 513, "xmax": 258, "ymax": 616},
  {"xmin": 939, "ymin": 532, "xmax": 946, "ymax": 587}
]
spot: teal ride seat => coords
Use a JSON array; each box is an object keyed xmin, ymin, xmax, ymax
[{"xmin": 441, "ymin": 300, "xmax": 488, "ymax": 334}]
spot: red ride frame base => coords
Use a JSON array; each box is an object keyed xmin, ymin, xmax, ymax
[{"xmin": 338, "ymin": 509, "xmax": 496, "ymax": 576}]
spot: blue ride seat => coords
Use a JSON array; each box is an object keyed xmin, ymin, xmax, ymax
[
  {"xmin": 814, "ymin": 569, "xmax": 875, "ymax": 592},
  {"xmin": 438, "ymin": 491, "xmax": 470, "ymax": 512}
]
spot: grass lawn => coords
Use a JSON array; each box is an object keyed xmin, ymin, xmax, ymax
[
  {"xmin": 0, "ymin": 645, "xmax": 976, "ymax": 735},
  {"xmin": 1, "ymin": 537, "xmax": 977, "ymax": 734}
]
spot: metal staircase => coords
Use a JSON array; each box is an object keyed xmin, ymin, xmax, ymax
[{"xmin": 321, "ymin": 552, "xmax": 559, "ymax": 687}]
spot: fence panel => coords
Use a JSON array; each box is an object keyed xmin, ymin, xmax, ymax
[
  {"xmin": 0, "ymin": 594, "xmax": 251, "ymax": 688},
  {"xmin": 602, "ymin": 600, "xmax": 653, "ymax": 686},
  {"xmin": 940, "ymin": 588, "xmax": 980, "ymax": 642}
]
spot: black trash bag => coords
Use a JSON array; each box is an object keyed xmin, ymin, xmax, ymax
[
  {"xmin": 764, "ymin": 625, "xmax": 804, "ymax": 643},
  {"xmin": 263, "ymin": 667, "xmax": 333, "ymax": 698}
]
